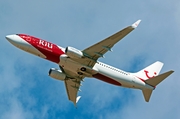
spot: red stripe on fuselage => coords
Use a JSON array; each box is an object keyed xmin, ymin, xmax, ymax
[
  {"xmin": 18, "ymin": 34, "xmax": 65, "ymax": 63},
  {"xmin": 136, "ymin": 76, "xmax": 145, "ymax": 82},
  {"xmin": 93, "ymin": 73, "xmax": 121, "ymax": 86}
]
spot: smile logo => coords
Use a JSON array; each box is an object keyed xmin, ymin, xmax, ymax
[{"xmin": 144, "ymin": 70, "xmax": 157, "ymax": 79}]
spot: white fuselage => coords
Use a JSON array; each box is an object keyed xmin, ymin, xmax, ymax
[
  {"xmin": 59, "ymin": 54, "xmax": 153, "ymax": 90},
  {"xmin": 6, "ymin": 34, "xmax": 154, "ymax": 91}
]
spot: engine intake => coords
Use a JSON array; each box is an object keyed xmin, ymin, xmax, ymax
[
  {"xmin": 65, "ymin": 46, "xmax": 83, "ymax": 59},
  {"xmin": 48, "ymin": 68, "xmax": 66, "ymax": 81}
]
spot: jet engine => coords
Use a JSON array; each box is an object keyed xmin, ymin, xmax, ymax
[
  {"xmin": 65, "ymin": 46, "xmax": 83, "ymax": 59},
  {"xmin": 48, "ymin": 68, "xmax": 66, "ymax": 81}
]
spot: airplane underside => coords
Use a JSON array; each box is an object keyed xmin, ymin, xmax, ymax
[{"xmin": 5, "ymin": 20, "xmax": 174, "ymax": 105}]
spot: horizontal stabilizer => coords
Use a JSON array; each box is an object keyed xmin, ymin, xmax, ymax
[
  {"xmin": 142, "ymin": 70, "xmax": 174, "ymax": 102},
  {"xmin": 145, "ymin": 70, "xmax": 174, "ymax": 87},
  {"xmin": 142, "ymin": 89, "xmax": 153, "ymax": 102}
]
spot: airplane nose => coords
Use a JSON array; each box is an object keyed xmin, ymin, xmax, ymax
[
  {"xmin": 6, "ymin": 35, "xmax": 15, "ymax": 42},
  {"xmin": 6, "ymin": 34, "xmax": 23, "ymax": 47}
]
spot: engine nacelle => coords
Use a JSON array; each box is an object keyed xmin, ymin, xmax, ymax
[
  {"xmin": 48, "ymin": 68, "xmax": 66, "ymax": 81},
  {"xmin": 65, "ymin": 46, "xmax": 83, "ymax": 59}
]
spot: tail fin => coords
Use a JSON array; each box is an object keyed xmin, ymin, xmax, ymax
[
  {"xmin": 135, "ymin": 61, "xmax": 164, "ymax": 80},
  {"xmin": 142, "ymin": 70, "xmax": 174, "ymax": 102}
]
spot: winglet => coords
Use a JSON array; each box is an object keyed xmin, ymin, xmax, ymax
[
  {"xmin": 74, "ymin": 96, "xmax": 81, "ymax": 107},
  {"xmin": 76, "ymin": 96, "xmax": 81, "ymax": 104},
  {"xmin": 132, "ymin": 20, "xmax": 141, "ymax": 28}
]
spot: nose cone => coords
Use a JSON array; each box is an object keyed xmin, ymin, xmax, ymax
[
  {"xmin": 6, "ymin": 34, "xmax": 22, "ymax": 47},
  {"xmin": 6, "ymin": 35, "xmax": 15, "ymax": 42}
]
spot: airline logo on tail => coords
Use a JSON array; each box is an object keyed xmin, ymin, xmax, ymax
[
  {"xmin": 134, "ymin": 61, "xmax": 164, "ymax": 81},
  {"xmin": 144, "ymin": 70, "xmax": 157, "ymax": 79}
]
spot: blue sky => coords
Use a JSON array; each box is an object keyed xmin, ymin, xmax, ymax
[{"xmin": 0, "ymin": 0, "xmax": 180, "ymax": 119}]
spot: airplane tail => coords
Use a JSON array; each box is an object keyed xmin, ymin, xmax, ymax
[
  {"xmin": 142, "ymin": 70, "xmax": 174, "ymax": 102},
  {"xmin": 133, "ymin": 61, "xmax": 174, "ymax": 102},
  {"xmin": 134, "ymin": 61, "xmax": 164, "ymax": 80}
]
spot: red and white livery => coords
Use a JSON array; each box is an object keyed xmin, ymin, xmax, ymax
[{"xmin": 6, "ymin": 20, "xmax": 174, "ymax": 106}]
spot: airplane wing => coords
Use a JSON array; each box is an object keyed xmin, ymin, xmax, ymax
[
  {"xmin": 63, "ymin": 69, "xmax": 84, "ymax": 106},
  {"xmin": 82, "ymin": 20, "xmax": 141, "ymax": 67},
  {"xmin": 62, "ymin": 20, "xmax": 141, "ymax": 104}
]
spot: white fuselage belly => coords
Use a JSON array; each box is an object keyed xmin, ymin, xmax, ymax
[
  {"xmin": 93, "ymin": 63, "xmax": 153, "ymax": 90},
  {"xmin": 59, "ymin": 55, "xmax": 153, "ymax": 90}
]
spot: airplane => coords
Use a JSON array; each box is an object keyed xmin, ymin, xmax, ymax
[{"xmin": 6, "ymin": 20, "xmax": 174, "ymax": 106}]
